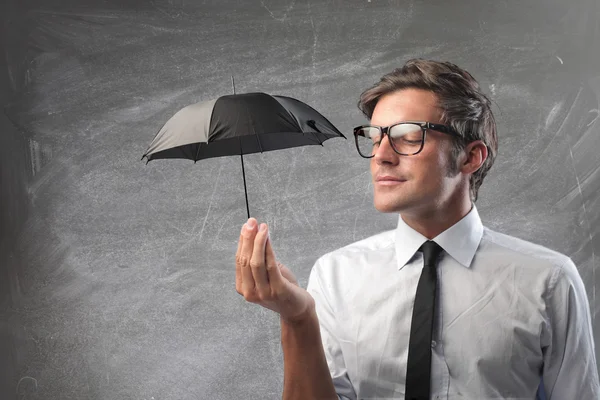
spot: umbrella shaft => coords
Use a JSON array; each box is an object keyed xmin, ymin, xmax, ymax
[{"xmin": 240, "ymin": 151, "xmax": 250, "ymax": 219}]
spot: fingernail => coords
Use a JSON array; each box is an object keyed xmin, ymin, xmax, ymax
[
  {"xmin": 259, "ymin": 223, "xmax": 266, "ymax": 232},
  {"xmin": 247, "ymin": 219, "xmax": 256, "ymax": 229}
]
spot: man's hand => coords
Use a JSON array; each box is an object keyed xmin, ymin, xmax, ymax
[{"xmin": 236, "ymin": 218, "xmax": 315, "ymax": 324}]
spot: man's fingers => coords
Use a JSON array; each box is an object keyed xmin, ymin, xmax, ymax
[
  {"xmin": 250, "ymin": 223, "xmax": 270, "ymax": 296},
  {"xmin": 265, "ymin": 232, "xmax": 284, "ymax": 289},
  {"xmin": 239, "ymin": 219, "xmax": 258, "ymax": 293},
  {"xmin": 236, "ymin": 228, "xmax": 243, "ymax": 256},
  {"xmin": 235, "ymin": 226, "xmax": 245, "ymax": 294}
]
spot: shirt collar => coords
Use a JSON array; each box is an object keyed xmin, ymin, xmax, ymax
[{"xmin": 394, "ymin": 205, "xmax": 484, "ymax": 270}]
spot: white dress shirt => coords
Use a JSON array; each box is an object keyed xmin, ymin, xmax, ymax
[{"xmin": 306, "ymin": 205, "xmax": 599, "ymax": 400}]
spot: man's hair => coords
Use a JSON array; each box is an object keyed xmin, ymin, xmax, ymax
[{"xmin": 357, "ymin": 59, "xmax": 498, "ymax": 202}]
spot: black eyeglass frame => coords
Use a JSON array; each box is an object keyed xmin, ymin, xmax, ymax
[{"xmin": 353, "ymin": 121, "xmax": 461, "ymax": 158}]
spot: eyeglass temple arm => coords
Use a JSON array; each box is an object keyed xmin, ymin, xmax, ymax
[{"xmin": 425, "ymin": 122, "xmax": 460, "ymax": 137}]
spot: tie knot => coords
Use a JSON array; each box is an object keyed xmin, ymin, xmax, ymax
[{"xmin": 419, "ymin": 240, "xmax": 443, "ymax": 267}]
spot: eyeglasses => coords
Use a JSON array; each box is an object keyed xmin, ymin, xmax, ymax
[{"xmin": 353, "ymin": 121, "xmax": 461, "ymax": 158}]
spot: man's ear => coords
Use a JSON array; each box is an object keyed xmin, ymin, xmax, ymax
[{"xmin": 461, "ymin": 140, "xmax": 488, "ymax": 174}]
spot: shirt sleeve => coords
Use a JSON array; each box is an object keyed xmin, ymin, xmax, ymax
[
  {"xmin": 541, "ymin": 258, "xmax": 600, "ymax": 399},
  {"xmin": 306, "ymin": 257, "xmax": 357, "ymax": 400}
]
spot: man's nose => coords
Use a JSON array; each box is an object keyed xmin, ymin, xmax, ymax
[{"xmin": 373, "ymin": 134, "xmax": 398, "ymax": 163}]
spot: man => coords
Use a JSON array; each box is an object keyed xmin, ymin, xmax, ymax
[{"xmin": 235, "ymin": 59, "xmax": 600, "ymax": 399}]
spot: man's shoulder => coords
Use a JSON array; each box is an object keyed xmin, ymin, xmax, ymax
[
  {"xmin": 315, "ymin": 228, "xmax": 396, "ymax": 266},
  {"xmin": 308, "ymin": 228, "xmax": 396, "ymax": 291},
  {"xmin": 481, "ymin": 226, "xmax": 572, "ymax": 268},
  {"xmin": 331, "ymin": 228, "xmax": 395, "ymax": 254}
]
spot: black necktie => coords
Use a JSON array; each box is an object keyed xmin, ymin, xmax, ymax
[{"xmin": 405, "ymin": 240, "xmax": 443, "ymax": 400}]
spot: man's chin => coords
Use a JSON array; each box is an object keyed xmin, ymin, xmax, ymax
[{"xmin": 374, "ymin": 200, "xmax": 406, "ymax": 214}]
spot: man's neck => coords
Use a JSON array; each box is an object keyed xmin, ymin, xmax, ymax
[{"xmin": 400, "ymin": 198, "xmax": 473, "ymax": 240}]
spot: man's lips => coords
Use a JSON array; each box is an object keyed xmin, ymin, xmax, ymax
[{"xmin": 375, "ymin": 176, "xmax": 407, "ymax": 185}]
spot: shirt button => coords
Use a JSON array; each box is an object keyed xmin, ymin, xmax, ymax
[{"xmin": 431, "ymin": 340, "xmax": 437, "ymax": 348}]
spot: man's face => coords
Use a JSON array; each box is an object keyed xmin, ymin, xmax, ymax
[{"xmin": 370, "ymin": 88, "xmax": 462, "ymax": 215}]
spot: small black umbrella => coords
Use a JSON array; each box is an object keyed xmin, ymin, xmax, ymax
[{"xmin": 142, "ymin": 88, "xmax": 345, "ymax": 218}]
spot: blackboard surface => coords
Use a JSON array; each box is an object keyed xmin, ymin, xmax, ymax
[{"xmin": 1, "ymin": 0, "xmax": 599, "ymax": 398}]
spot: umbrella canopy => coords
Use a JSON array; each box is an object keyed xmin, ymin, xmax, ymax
[
  {"xmin": 142, "ymin": 92, "xmax": 345, "ymax": 217},
  {"xmin": 142, "ymin": 92, "xmax": 344, "ymax": 161}
]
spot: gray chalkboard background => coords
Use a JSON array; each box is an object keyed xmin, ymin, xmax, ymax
[{"xmin": 2, "ymin": 0, "xmax": 599, "ymax": 399}]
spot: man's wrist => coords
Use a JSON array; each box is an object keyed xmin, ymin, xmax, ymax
[{"xmin": 280, "ymin": 304, "xmax": 317, "ymax": 328}]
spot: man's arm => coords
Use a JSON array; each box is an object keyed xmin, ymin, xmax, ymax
[
  {"xmin": 234, "ymin": 219, "xmax": 340, "ymax": 400},
  {"xmin": 541, "ymin": 258, "xmax": 600, "ymax": 399},
  {"xmin": 281, "ymin": 307, "xmax": 338, "ymax": 400}
]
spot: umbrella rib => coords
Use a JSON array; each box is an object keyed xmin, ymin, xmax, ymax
[
  {"xmin": 194, "ymin": 142, "xmax": 202, "ymax": 162},
  {"xmin": 307, "ymin": 120, "xmax": 324, "ymax": 146},
  {"xmin": 312, "ymin": 131, "xmax": 324, "ymax": 146},
  {"xmin": 244, "ymin": 101, "xmax": 263, "ymax": 153},
  {"xmin": 270, "ymin": 95, "xmax": 327, "ymax": 147},
  {"xmin": 255, "ymin": 133, "xmax": 263, "ymax": 153}
]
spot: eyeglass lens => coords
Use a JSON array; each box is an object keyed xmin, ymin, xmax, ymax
[{"xmin": 356, "ymin": 123, "xmax": 423, "ymax": 157}]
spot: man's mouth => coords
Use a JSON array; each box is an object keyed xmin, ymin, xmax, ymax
[
  {"xmin": 376, "ymin": 180, "xmax": 406, "ymax": 186},
  {"xmin": 375, "ymin": 175, "xmax": 407, "ymax": 185}
]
